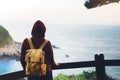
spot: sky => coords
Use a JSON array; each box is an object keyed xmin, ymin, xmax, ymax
[{"xmin": 0, "ymin": 0, "xmax": 120, "ymax": 42}]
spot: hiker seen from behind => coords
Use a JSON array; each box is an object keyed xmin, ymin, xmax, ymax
[{"xmin": 20, "ymin": 20, "xmax": 59, "ymax": 80}]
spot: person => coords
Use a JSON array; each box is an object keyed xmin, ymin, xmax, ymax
[{"xmin": 20, "ymin": 20, "xmax": 58, "ymax": 80}]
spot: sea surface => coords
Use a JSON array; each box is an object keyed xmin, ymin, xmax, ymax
[{"xmin": 0, "ymin": 25, "xmax": 120, "ymax": 79}]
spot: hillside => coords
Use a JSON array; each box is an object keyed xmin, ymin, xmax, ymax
[
  {"xmin": 0, "ymin": 25, "xmax": 21, "ymax": 58},
  {"xmin": 0, "ymin": 25, "xmax": 14, "ymax": 47},
  {"xmin": 0, "ymin": 25, "xmax": 58, "ymax": 59}
]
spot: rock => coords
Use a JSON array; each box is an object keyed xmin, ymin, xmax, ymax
[
  {"xmin": 0, "ymin": 25, "xmax": 14, "ymax": 47},
  {"xmin": 0, "ymin": 25, "xmax": 21, "ymax": 59},
  {"xmin": 52, "ymin": 45, "xmax": 59, "ymax": 49},
  {"xmin": 65, "ymin": 55, "xmax": 69, "ymax": 57}
]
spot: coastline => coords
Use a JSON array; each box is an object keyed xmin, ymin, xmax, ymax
[
  {"xmin": 0, "ymin": 44, "xmax": 59, "ymax": 61},
  {"xmin": 0, "ymin": 55, "xmax": 20, "ymax": 61},
  {"xmin": 0, "ymin": 41, "xmax": 21, "ymax": 61}
]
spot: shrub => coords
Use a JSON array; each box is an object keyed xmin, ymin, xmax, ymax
[{"xmin": 53, "ymin": 71, "xmax": 116, "ymax": 80}]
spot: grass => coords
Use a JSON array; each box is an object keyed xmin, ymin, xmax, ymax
[
  {"xmin": 17, "ymin": 71, "xmax": 116, "ymax": 80},
  {"xmin": 53, "ymin": 71, "xmax": 116, "ymax": 80}
]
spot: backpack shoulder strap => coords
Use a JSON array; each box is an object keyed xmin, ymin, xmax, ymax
[
  {"xmin": 27, "ymin": 38, "xmax": 34, "ymax": 49},
  {"xmin": 39, "ymin": 39, "xmax": 48, "ymax": 49}
]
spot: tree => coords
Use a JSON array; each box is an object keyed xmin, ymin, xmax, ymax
[{"xmin": 84, "ymin": 0, "xmax": 120, "ymax": 9}]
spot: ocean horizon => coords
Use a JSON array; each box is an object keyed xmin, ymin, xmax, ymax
[{"xmin": 0, "ymin": 25, "xmax": 120, "ymax": 79}]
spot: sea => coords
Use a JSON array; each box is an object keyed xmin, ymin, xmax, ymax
[{"xmin": 0, "ymin": 25, "xmax": 120, "ymax": 80}]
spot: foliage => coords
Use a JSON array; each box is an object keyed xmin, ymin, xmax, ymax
[
  {"xmin": 17, "ymin": 71, "xmax": 116, "ymax": 80},
  {"xmin": 53, "ymin": 71, "xmax": 116, "ymax": 80},
  {"xmin": 84, "ymin": 0, "xmax": 120, "ymax": 9},
  {"xmin": 0, "ymin": 25, "xmax": 13, "ymax": 47}
]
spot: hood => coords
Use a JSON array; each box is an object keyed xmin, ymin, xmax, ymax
[{"xmin": 31, "ymin": 20, "xmax": 46, "ymax": 38}]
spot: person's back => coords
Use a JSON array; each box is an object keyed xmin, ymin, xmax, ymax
[{"xmin": 20, "ymin": 20, "xmax": 57, "ymax": 80}]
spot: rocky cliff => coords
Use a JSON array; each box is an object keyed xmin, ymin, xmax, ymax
[
  {"xmin": 0, "ymin": 25, "xmax": 21, "ymax": 59},
  {"xmin": 0, "ymin": 25, "xmax": 59, "ymax": 59}
]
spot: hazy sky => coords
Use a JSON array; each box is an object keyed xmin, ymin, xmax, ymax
[
  {"xmin": 0, "ymin": 0, "xmax": 120, "ymax": 25},
  {"xmin": 0, "ymin": 0, "xmax": 120, "ymax": 42}
]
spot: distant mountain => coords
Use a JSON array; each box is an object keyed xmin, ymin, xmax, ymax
[{"xmin": 0, "ymin": 25, "xmax": 21, "ymax": 59}]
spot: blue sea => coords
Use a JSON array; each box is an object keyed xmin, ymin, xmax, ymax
[{"xmin": 0, "ymin": 25, "xmax": 120, "ymax": 79}]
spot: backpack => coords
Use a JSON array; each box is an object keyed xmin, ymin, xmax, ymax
[{"xmin": 25, "ymin": 38, "xmax": 48, "ymax": 76}]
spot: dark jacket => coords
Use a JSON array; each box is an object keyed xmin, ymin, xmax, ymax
[{"xmin": 20, "ymin": 20, "xmax": 56, "ymax": 71}]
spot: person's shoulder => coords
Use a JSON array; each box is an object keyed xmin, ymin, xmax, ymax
[
  {"xmin": 44, "ymin": 39, "xmax": 49, "ymax": 41},
  {"xmin": 44, "ymin": 39, "xmax": 50, "ymax": 43},
  {"xmin": 23, "ymin": 38, "xmax": 28, "ymax": 41},
  {"xmin": 22, "ymin": 37, "xmax": 31, "ymax": 43},
  {"xmin": 44, "ymin": 39, "xmax": 51, "ymax": 45}
]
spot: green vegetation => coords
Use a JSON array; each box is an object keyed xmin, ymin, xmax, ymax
[
  {"xmin": 17, "ymin": 71, "xmax": 116, "ymax": 80},
  {"xmin": 53, "ymin": 71, "xmax": 116, "ymax": 80},
  {"xmin": 0, "ymin": 25, "xmax": 14, "ymax": 47}
]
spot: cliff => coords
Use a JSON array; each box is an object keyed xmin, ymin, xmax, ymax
[
  {"xmin": 0, "ymin": 25, "xmax": 59, "ymax": 59},
  {"xmin": 0, "ymin": 25, "xmax": 21, "ymax": 59}
]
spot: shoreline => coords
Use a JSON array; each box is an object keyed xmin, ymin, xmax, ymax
[{"xmin": 0, "ymin": 55, "xmax": 20, "ymax": 61}]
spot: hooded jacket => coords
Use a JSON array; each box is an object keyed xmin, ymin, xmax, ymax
[
  {"xmin": 20, "ymin": 20, "xmax": 56, "ymax": 71},
  {"xmin": 31, "ymin": 20, "xmax": 46, "ymax": 38}
]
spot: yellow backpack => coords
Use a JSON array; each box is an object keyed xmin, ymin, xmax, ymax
[{"xmin": 25, "ymin": 38, "xmax": 48, "ymax": 76}]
